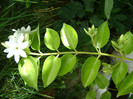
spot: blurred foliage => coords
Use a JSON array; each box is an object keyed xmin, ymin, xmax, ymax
[{"xmin": 54, "ymin": 0, "xmax": 133, "ymax": 42}]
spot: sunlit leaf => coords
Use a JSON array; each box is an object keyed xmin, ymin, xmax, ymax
[
  {"xmin": 122, "ymin": 31, "xmax": 133, "ymax": 54},
  {"xmin": 58, "ymin": 54, "xmax": 76, "ymax": 76},
  {"xmin": 82, "ymin": 57, "xmax": 101, "ymax": 87},
  {"xmin": 112, "ymin": 62, "xmax": 127, "ymax": 85},
  {"xmin": 18, "ymin": 56, "xmax": 39, "ymax": 90},
  {"xmin": 94, "ymin": 21, "xmax": 110, "ymax": 48},
  {"xmin": 44, "ymin": 28, "xmax": 60, "ymax": 50},
  {"xmin": 42, "ymin": 56, "xmax": 61, "ymax": 88},
  {"xmin": 117, "ymin": 72, "xmax": 133, "ymax": 97},
  {"xmin": 60, "ymin": 23, "xmax": 78, "ymax": 49},
  {"xmin": 31, "ymin": 25, "xmax": 40, "ymax": 50}
]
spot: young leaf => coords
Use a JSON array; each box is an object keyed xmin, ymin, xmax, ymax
[
  {"xmin": 85, "ymin": 90, "xmax": 96, "ymax": 99},
  {"xmin": 104, "ymin": 0, "xmax": 114, "ymax": 19},
  {"xmin": 122, "ymin": 31, "xmax": 133, "ymax": 55},
  {"xmin": 112, "ymin": 62, "xmax": 127, "ymax": 85},
  {"xmin": 60, "ymin": 23, "xmax": 78, "ymax": 49},
  {"xmin": 18, "ymin": 56, "xmax": 39, "ymax": 90},
  {"xmin": 31, "ymin": 25, "xmax": 40, "ymax": 50},
  {"xmin": 44, "ymin": 28, "xmax": 60, "ymax": 51},
  {"xmin": 100, "ymin": 91, "xmax": 111, "ymax": 99},
  {"xmin": 94, "ymin": 21, "xmax": 110, "ymax": 48},
  {"xmin": 117, "ymin": 71, "xmax": 133, "ymax": 97},
  {"xmin": 42, "ymin": 56, "xmax": 61, "ymax": 88},
  {"xmin": 81, "ymin": 57, "xmax": 101, "ymax": 87},
  {"xmin": 95, "ymin": 73, "xmax": 109, "ymax": 89},
  {"xmin": 58, "ymin": 54, "xmax": 76, "ymax": 76}
]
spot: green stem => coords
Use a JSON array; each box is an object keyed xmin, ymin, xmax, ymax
[{"xmin": 30, "ymin": 51, "xmax": 133, "ymax": 61}]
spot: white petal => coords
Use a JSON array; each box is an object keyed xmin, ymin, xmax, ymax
[
  {"xmin": 21, "ymin": 27, "xmax": 25, "ymax": 32},
  {"xmin": 14, "ymin": 53, "xmax": 20, "ymax": 63},
  {"xmin": 12, "ymin": 29, "xmax": 16, "ymax": 31},
  {"xmin": 16, "ymin": 29, "xmax": 21, "ymax": 34},
  {"xmin": 2, "ymin": 42, "xmax": 8, "ymax": 48},
  {"xmin": 4, "ymin": 49, "xmax": 9, "ymax": 53},
  {"xmin": 18, "ymin": 49, "xmax": 27, "ymax": 57},
  {"xmin": 20, "ymin": 41, "xmax": 28, "ymax": 49},
  {"xmin": 18, "ymin": 34, "xmax": 24, "ymax": 44},
  {"xmin": 5, "ymin": 41, "xmax": 10, "ymax": 47},
  {"xmin": 7, "ymin": 51, "xmax": 14, "ymax": 58},
  {"xmin": 26, "ymin": 25, "xmax": 31, "ymax": 32}
]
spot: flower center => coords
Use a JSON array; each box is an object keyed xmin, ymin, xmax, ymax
[{"xmin": 16, "ymin": 47, "xmax": 19, "ymax": 49}]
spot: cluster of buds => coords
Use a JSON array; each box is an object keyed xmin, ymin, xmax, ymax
[
  {"xmin": 84, "ymin": 25, "xmax": 98, "ymax": 38},
  {"xmin": 111, "ymin": 34, "xmax": 127, "ymax": 52},
  {"xmin": 111, "ymin": 31, "xmax": 133, "ymax": 55},
  {"xmin": 102, "ymin": 63, "xmax": 113, "ymax": 75}
]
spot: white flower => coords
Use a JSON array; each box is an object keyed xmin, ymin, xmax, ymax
[
  {"xmin": 12, "ymin": 25, "xmax": 35, "ymax": 34},
  {"xmin": 3, "ymin": 34, "xmax": 28, "ymax": 63}
]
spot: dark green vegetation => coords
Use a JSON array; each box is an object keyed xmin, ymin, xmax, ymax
[{"xmin": 0, "ymin": 0, "xmax": 133, "ymax": 99}]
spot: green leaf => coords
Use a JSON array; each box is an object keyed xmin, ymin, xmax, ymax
[
  {"xmin": 104, "ymin": 0, "xmax": 114, "ymax": 19},
  {"xmin": 95, "ymin": 73, "xmax": 109, "ymax": 89},
  {"xmin": 31, "ymin": 25, "xmax": 40, "ymax": 50},
  {"xmin": 117, "ymin": 71, "xmax": 133, "ymax": 97},
  {"xmin": 60, "ymin": 23, "xmax": 78, "ymax": 49},
  {"xmin": 85, "ymin": 90, "xmax": 96, "ymax": 99},
  {"xmin": 42, "ymin": 56, "xmax": 61, "ymax": 88},
  {"xmin": 100, "ymin": 91, "xmax": 111, "ymax": 99},
  {"xmin": 81, "ymin": 57, "xmax": 101, "ymax": 87},
  {"xmin": 112, "ymin": 62, "xmax": 127, "ymax": 86},
  {"xmin": 18, "ymin": 56, "xmax": 39, "ymax": 90},
  {"xmin": 94, "ymin": 21, "xmax": 110, "ymax": 48},
  {"xmin": 44, "ymin": 28, "xmax": 60, "ymax": 51},
  {"xmin": 122, "ymin": 31, "xmax": 133, "ymax": 54},
  {"xmin": 58, "ymin": 54, "xmax": 76, "ymax": 76}
]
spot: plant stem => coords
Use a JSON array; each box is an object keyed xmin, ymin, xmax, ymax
[{"xmin": 30, "ymin": 51, "xmax": 133, "ymax": 61}]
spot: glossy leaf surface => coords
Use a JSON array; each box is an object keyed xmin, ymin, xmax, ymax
[
  {"xmin": 42, "ymin": 56, "xmax": 61, "ymax": 88},
  {"xmin": 44, "ymin": 28, "xmax": 60, "ymax": 50},
  {"xmin": 58, "ymin": 54, "xmax": 76, "ymax": 76},
  {"xmin": 117, "ymin": 71, "xmax": 133, "ymax": 97},
  {"xmin": 122, "ymin": 31, "xmax": 133, "ymax": 54},
  {"xmin": 31, "ymin": 25, "xmax": 40, "ymax": 50},
  {"xmin": 18, "ymin": 56, "xmax": 39, "ymax": 90},
  {"xmin": 60, "ymin": 23, "xmax": 78, "ymax": 49},
  {"xmin": 82, "ymin": 57, "xmax": 101, "ymax": 87},
  {"xmin": 94, "ymin": 21, "xmax": 110, "ymax": 48},
  {"xmin": 112, "ymin": 62, "xmax": 127, "ymax": 85}
]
